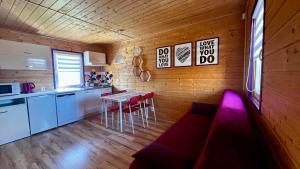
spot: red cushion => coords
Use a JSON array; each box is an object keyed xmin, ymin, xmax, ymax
[
  {"xmin": 129, "ymin": 160, "xmax": 151, "ymax": 169},
  {"xmin": 154, "ymin": 113, "xmax": 213, "ymax": 161},
  {"xmin": 132, "ymin": 143, "xmax": 194, "ymax": 169},
  {"xmin": 193, "ymin": 90, "xmax": 267, "ymax": 169}
]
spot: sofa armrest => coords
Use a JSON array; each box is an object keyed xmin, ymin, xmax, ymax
[{"xmin": 191, "ymin": 102, "xmax": 218, "ymax": 115}]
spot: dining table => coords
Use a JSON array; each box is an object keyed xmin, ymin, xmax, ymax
[{"xmin": 100, "ymin": 91, "xmax": 148, "ymax": 132}]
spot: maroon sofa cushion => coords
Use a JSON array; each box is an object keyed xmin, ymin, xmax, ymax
[
  {"xmin": 132, "ymin": 143, "xmax": 194, "ymax": 169},
  {"xmin": 154, "ymin": 113, "xmax": 214, "ymax": 161},
  {"xmin": 130, "ymin": 112, "xmax": 214, "ymax": 169},
  {"xmin": 130, "ymin": 89, "xmax": 268, "ymax": 169},
  {"xmin": 130, "ymin": 160, "xmax": 151, "ymax": 169},
  {"xmin": 193, "ymin": 89, "xmax": 266, "ymax": 169},
  {"xmin": 191, "ymin": 102, "xmax": 218, "ymax": 115}
]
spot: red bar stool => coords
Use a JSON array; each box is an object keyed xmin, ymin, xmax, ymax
[
  {"xmin": 122, "ymin": 95, "xmax": 145, "ymax": 134},
  {"xmin": 140, "ymin": 92, "xmax": 157, "ymax": 126}
]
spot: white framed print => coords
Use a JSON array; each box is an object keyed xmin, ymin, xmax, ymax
[
  {"xmin": 196, "ymin": 37, "xmax": 219, "ymax": 66},
  {"xmin": 174, "ymin": 42, "xmax": 192, "ymax": 67},
  {"xmin": 156, "ymin": 46, "xmax": 171, "ymax": 68}
]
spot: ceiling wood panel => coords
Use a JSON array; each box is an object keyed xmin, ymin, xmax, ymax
[
  {"xmin": 66, "ymin": 0, "xmax": 98, "ymax": 16},
  {"xmin": 114, "ymin": 0, "xmax": 212, "ymax": 26},
  {"xmin": 0, "ymin": 0, "xmax": 16, "ymax": 25},
  {"xmin": 14, "ymin": 2, "xmax": 38, "ymax": 29},
  {"xmin": 20, "ymin": 5, "xmax": 47, "ymax": 31},
  {"xmin": 106, "ymin": 0, "xmax": 176, "ymax": 27},
  {"xmin": 128, "ymin": 4, "xmax": 242, "ymax": 36},
  {"xmin": 40, "ymin": 0, "xmax": 59, "ymax": 8},
  {"xmin": 79, "ymin": 0, "xmax": 128, "ymax": 25},
  {"xmin": 119, "ymin": 0, "xmax": 233, "ymax": 28},
  {"xmin": 29, "ymin": 8, "xmax": 56, "ymax": 31},
  {"xmin": 0, "ymin": 0, "xmax": 244, "ymax": 43},
  {"xmin": 3, "ymin": 0, "xmax": 27, "ymax": 26},
  {"xmin": 96, "ymin": 0, "xmax": 142, "ymax": 21}
]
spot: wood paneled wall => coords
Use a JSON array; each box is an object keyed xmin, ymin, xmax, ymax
[
  {"xmin": 244, "ymin": 0, "xmax": 300, "ymax": 168},
  {"xmin": 105, "ymin": 12, "xmax": 245, "ymax": 121},
  {"xmin": 0, "ymin": 27, "xmax": 106, "ymax": 90}
]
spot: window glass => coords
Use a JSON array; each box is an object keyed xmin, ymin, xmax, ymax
[
  {"xmin": 247, "ymin": 0, "xmax": 264, "ymax": 109},
  {"xmin": 52, "ymin": 50, "xmax": 84, "ymax": 88}
]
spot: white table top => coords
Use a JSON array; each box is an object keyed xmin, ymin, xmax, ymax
[{"xmin": 100, "ymin": 91, "xmax": 149, "ymax": 102}]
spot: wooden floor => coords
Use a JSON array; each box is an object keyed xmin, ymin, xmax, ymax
[{"xmin": 0, "ymin": 114, "xmax": 173, "ymax": 169}]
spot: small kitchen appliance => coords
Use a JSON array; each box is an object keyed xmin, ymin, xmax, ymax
[
  {"xmin": 22, "ymin": 82, "xmax": 36, "ymax": 93},
  {"xmin": 0, "ymin": 82, "xmax": 21, "ymax": 96}
]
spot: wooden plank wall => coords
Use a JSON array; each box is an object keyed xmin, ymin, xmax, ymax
[
  {"xmin": 105, "ymin": 12, "xmax": 245, "ymax": 121},
  {"xmin": 244, "ymin": 0, "xmax": 300, "ymax": 168},
  {"xmin": 0, "ymin": 27, "xmax": 106, "ymax": 90}
]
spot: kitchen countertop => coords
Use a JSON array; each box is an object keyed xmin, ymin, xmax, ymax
[{"xmin": 0, "ymin": 86, "xmax": 112, "ymax": 101}]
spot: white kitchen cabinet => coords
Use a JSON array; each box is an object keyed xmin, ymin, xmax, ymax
[
  {"xmin": 83, "ymin": 51, "xmax": 108, "ymax": 66},
  {"xmin": 27, "ymin": 94, "xmax": 57, "ymax": 135},
  {"xmin": 83, "ymin": 89, "xmax": 102, "ymax": 115},
  {"xmin": 76, "ymin": 87, "xmax": 112, "ymax": 117},
  {"xmin": 0, "ymin": 39, "xmax": 51, "ymax": 70},
  {"xmin": 56, "ymin": 92, "xmax": 79, "ymax": 126},
  {"xmin": 76, "ymin": 91, "xmax": 86, "ymax": 118},
  {"xmin": 0, "ymin": 98, "xmax": 30, "ymax": 145},
  {"xmin": 76, "ymin": 90, "xmax": 98, "ymax": 117}
]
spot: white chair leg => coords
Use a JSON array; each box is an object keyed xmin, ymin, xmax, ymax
[
  {"xmin": 139, "ymin": 103, "xmax": 145, "ymax": 128},
  {"xmin": 112, "ymin": 113, "xmax": 114, "ymax": 129},
  {"xmin": 105, "ymin": 100, "xmax": 108, "ymax": 128},
  {"xmin": 152, "ymin": 98, "xmax": 157, "ymax": 124},
  {"xmin": 117, "ymin": 112, "xmax": 119, "ymax": 130},
  {"xmin": 143, "ymin": 101, "xmax": 149, "ymax": 127},
  {"xmin": 129, "ymin": 112, "xmax": 135, "ymax": 134},
  {"xmin": 140, "ymin": 109, "xmax": 145, "ymax": 128},
  {"xmin": 100, "ymin": 100, "xmax": 103, "ymax": 124},
  {"xmin": 101, "ymin": 112, "xmax": 103, "ymax": 124},
  {"xmin": 145, "ymin": 108, "xmax": 149, "ymax": 126},
  {"xmin": 124, "ymin": 113, "xmax": 127, "ymax": 125}
]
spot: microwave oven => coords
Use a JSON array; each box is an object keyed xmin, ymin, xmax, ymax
[{"xmin": 0, "ymin": 83, "xmax": 21, "ymax": 96}]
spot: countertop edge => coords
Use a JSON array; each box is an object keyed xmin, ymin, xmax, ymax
[{"xmin": 0, "ymin": 86, "xmax": 112, "ymax": 101}]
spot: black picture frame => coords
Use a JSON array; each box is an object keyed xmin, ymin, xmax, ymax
[
  {"xmin": 156, "ymin": 46, "xmax": 172, "ymax": 69},
  {"xmin": 173, "ymin": 42, "xmax": 193, "ymax": 67},
  {"xmin": 195, "ymin": 37, "xmax": 219, "ymax": 66}
]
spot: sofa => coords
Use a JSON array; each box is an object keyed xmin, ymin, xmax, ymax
[{"xmin": 130, "ymin": 89, "xmax": 269, "ymax": 169}]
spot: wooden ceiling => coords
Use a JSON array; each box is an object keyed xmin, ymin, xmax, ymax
[{"xmin": 0, "ymin": 0, "xmax": 245, "ymax": 44}]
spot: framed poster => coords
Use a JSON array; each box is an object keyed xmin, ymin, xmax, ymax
[
  {"xmin": 196, "ymin": 37, "xmax": 219, "ymax": 66},
  {"xmin": 174, "ymin": 42, "xmax": 192, "ymax": 67},
  {"xmin": 156, "ymin": 46, "xmax": 171, "ymax": 68}
]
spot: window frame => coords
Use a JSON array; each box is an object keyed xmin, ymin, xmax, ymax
[
  {"xmin": 248, "ymin": 0, "xmax": 265, "ymax": 112},
  {"xmin": 51, "ymin": 49, "xmax": 85, "ymax": 89}
]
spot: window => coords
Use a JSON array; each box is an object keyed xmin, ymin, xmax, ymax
[
  {"xmin": 246, "ymin": 0, "xmax": 265, "ymax": 109},
  {"xmin": 52, "ymin": 49, "xmax": 84, "ymax": 88}
]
